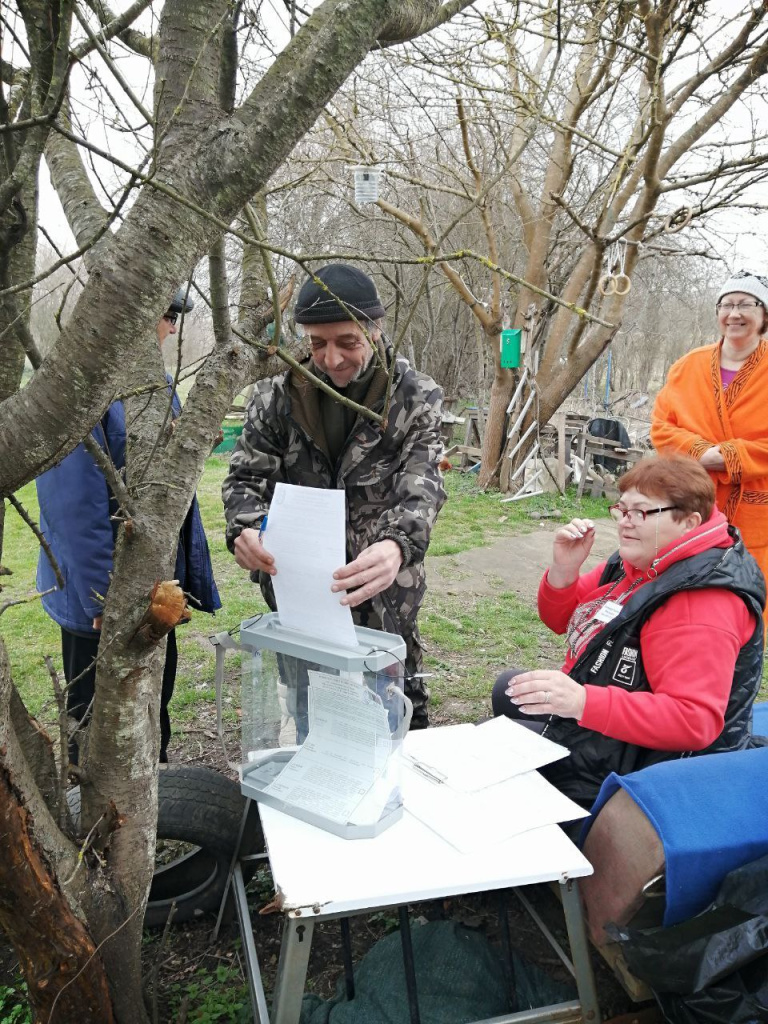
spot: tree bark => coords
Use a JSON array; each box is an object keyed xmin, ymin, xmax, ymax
[{"xmin": 0, "ymin": 638, "xmax": 115, "ymax": 1022}]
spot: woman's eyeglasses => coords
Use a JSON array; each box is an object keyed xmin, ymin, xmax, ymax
[
  {"xmin": 716, "ymin": 301, "xmax": 763, "ymax": 312},
  {"xmin": 608, "ymin": 504, "xmax": 679, "ymax": 524}
]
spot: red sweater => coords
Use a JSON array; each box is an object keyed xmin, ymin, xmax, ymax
[{"xmin": 537, "ymin": 510, "xmax": 757, "ymax": 752}]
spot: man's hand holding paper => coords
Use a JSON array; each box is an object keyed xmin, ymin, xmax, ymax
[
  {"xmin": 332, "ymin": 539, "xmax": 403, "ymax": 608},
  {"xmin": 233, "ymin": 527, "xmax": 276, "ymax": 574},
  {"xmin": 264, "ymin": 483, "xmax": 358, "ymax": 646}
]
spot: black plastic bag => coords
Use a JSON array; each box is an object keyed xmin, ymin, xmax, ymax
[
  {"xmin": 653, "ymin": 958, "xmax": 768, "ymax": 1024},
  {"xmin": 610, "ymin": 853, "xmax": 768, "ymax": 1024}
]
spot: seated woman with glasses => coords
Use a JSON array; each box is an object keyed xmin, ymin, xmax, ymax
[
  {"xmin": 652, "ymin": 270, "xmax": 768, "ymax": 625},
  {"xmin": 491, "ymin": 455, "xmax": 765, "ymax": 809}
]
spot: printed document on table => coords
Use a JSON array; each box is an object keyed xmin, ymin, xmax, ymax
[
  {"xmin": 264, "ymin": 671, "xmax": 393, "ymax": 824},
  {"xmin": 263, "ymin": 483, "xmax": 357, "ymax": 647},
  {"xmin": 402, "ymin": 769, "xmax": 588, "ymax": 854},
  {"xmin": 404, "ymin": 716, "xmax": 569, "ymax": 792}
]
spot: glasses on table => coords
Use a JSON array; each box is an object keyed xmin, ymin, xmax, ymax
[
  {"xmin": 716, "ymin": 301, "xmax": 763, "ymax": 313},
  {"xmin": 608, "ymin": 504, "xmax": 679, "ymax": 524},
  {"xmin": 163, "ymin": 312, "xmax": 179, "ymax": 325}
]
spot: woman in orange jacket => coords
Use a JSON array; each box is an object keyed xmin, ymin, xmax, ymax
[{"xmin": 651, "ymin": 270, "xmax": 768, "ymax": 617}]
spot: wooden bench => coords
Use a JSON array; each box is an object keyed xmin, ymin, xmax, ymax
[{"xmin": 444, "ymin": 443, "xmax": 482, "ymax": 471}]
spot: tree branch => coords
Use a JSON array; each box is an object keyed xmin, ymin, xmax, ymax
[{"xmin": 77, "ymin": 0, "xmax": 156, "ymax": 61}]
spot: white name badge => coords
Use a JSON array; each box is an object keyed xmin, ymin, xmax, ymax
[{"xmin": 594, "ymin": 600, "xmax": 623, "ymax": 623}]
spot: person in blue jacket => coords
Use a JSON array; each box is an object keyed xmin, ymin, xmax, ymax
[{"xmin": 36, "ymin": 288, "xmax": 221, "ymax": 764}]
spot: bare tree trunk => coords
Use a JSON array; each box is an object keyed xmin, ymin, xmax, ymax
[{"xmin": 478, "ymin": 366, "xmax": 512, "ymax": 488}]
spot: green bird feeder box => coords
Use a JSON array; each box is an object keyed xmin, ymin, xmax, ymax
[{"xmin": 500, "ymin": 328, "xmax": 522, "ymax": 369}]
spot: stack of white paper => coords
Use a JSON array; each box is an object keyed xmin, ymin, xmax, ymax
[
  {"xmin": 402, "ymin": 717, "xmax": 586, "ymax": 853},
  {"xmin": 404, "ymin": 716, "xmax": 569, "ymax": 792}
]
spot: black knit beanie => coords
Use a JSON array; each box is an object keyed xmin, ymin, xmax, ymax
[
  {"xmin": 168, "ymin": 285, "xmax": 195, "ymax": 314},
  {"xmin": 294, "ymin": 265, "xmax": 385, "ymax": 324}
]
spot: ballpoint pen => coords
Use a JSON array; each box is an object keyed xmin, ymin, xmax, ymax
[
  {"xmin": 405, "ymin": 754, "xmax": 447, "ymax": 785},
  {"xmin": 258, "ymin": 515, "xmax": 268, "ymax": 541}
]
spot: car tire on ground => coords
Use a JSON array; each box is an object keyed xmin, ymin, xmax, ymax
[{"xmin": 67, "ymin": 765, "xmax": 264, "ymax": 927}]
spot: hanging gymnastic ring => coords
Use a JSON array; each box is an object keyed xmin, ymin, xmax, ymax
[
  {"xmin": 613, "ymin": 274, "xmax": 631, "ymax": 296},
  {"xmin": 598, "ymin": 273, "xmax": 617, "ymax": 296},
  {"xmin": 663, "ymin": 207, "xmax": 692, "ymax": 234}
]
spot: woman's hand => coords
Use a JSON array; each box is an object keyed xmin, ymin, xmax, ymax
[
  {"xmin": 548, "ymin": 518, "xmax": 595, "ymax": 588},
  {"xmin": 505, "ymin": 669, "xmax": 586, "ymax": 719},
  {"xmin": 700, "ymin": 446, "xmax": 726, "ymax": 471}
]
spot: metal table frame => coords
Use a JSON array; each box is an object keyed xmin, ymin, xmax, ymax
[{"xmin": 217, "ymin": 797, "xmax": 602, "ymax": 1024}]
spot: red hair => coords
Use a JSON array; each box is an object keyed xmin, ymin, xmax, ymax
[{"xmin": 618, "ymin": 455, "xmax": 715, "ymax": 521}]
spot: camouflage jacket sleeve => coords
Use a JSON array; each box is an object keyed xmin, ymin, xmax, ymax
[
  {"xmin": 372, "ymin": 380, "xmax": 447, "ymax": 567},
  {"xmin": 221, "ymin": 381, "xmax": 285, "ymax": 552}
]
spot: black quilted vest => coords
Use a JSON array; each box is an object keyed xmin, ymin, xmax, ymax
[{"xmin": 541, "ymin": 529, "xmax": 766, "ymax": 808}]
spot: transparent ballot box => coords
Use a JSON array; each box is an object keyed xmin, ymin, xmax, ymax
[{"xmin": 239, "ymin": 613, "xmax": 408, "ymax": 839}]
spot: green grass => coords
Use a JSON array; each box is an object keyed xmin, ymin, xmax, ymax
[
  {"xmin": 421, "ymin": 588, "xmax": 558, "ymax": 720},
  {"xmin": 166, "ymin": 960, "xmax": 251, "ymax": 1023},
  {"xmin": 3, "ymin": 461, "xmax": 766, "ymax": 729},
  {"xmin": 1, "ymin": 483, "xmax": 61, "ymax": 717},
  {"xmin": 0, "ymin": 978, "xmax": 32, "ymax": 1023},
  {"xmin": 429, "ymin": 472, "xmax": 608, "ymax": 556}
]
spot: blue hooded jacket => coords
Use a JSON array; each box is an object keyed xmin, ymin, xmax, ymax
[{"xmin": 36, "ymin": 396, "xmax": 221, "ymax": 635}]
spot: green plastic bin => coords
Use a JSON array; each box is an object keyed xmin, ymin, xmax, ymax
[{"xmin": 213, "ymin": 422, "xmax": 244, "ymax": 454}]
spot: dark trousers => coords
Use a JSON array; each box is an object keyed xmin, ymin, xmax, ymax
[
  {"xmin": 493, "ymin": 668, "xmax": 586, "ymax": 840},
  {"xmin": 62, "ymin": 627, "xmax": 177, "ymax": 763},
  {"xmin": 491, "ymin": 668, "xmax": 549, "ymax": 734}
]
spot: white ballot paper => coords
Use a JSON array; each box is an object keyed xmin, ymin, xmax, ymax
[
  {"xmin": 404, "ymin": 716, "xmax": 569, "ymax": 792},
  {"xmin": 264, "ymin": 483, "xmax": 357, "ymax": 647},
  {"xmin": 403, "ymin": 767, "xmax": 588, "ymax": 854},
  {"xmin": 264, "ymin": 671, "xmax": 394, "ymax": 825}
]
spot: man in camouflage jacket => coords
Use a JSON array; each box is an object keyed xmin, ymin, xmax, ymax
[{"xmin": 222, "ymin": 265, "xmax": 446, "ymax": 727}]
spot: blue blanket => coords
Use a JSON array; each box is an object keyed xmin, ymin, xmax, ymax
[
  {"xmin": 583, "ymin": 744, "xmax": 768, "ymax": 927},
  {"xmin": 754, "ymin": 701, "xmax": 768, "ymax": 738}
]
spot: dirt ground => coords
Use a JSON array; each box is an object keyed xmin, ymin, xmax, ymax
[{"xmin": 426, "ymin": 519, "xmax": 617, "ymax": 600}]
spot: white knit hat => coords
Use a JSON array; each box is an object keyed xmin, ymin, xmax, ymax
[{"xmin": 716, "ymin": 269, "xmax": 768, "ymax": 308}]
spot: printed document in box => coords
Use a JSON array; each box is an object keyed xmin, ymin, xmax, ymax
[{"xmin": 263, "ymin": 671, "xmax": 393, "ymax": 824}]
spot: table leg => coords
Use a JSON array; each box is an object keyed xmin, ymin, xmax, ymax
[
  {"xmin": 497, "ymin": 890, "xmax": 516, "ymax": 1009},
  {"xmin": 559, "ymin": 880, "xmax": 601, "ymax": 1024},
  {"xmin": 398, "ymin": 905, "xmax": 421, "ymax": 1024},
  {"xmin": 232, "ymin": 862, "xmax": 271, "ymax": 1024},
  {"xmin": 213, "ymin": 797, "xmax": 255, "ymax": 942},
  {"xmin": 340, "ymin": 918, "xmax": 355, "ymax": 1001},
  {"xmin": 272, "ymin": 916, "xmax": 316, "ymax": 1024}
]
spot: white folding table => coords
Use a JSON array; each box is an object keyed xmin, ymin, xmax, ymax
[{"xmin": 226, "ymin": 734, "xmax": 601, "ymax": 1024}]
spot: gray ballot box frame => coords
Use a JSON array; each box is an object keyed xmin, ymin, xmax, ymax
[{"xmin": 239, "ymin": 613, "xmax": 407, "ymax": 839}]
